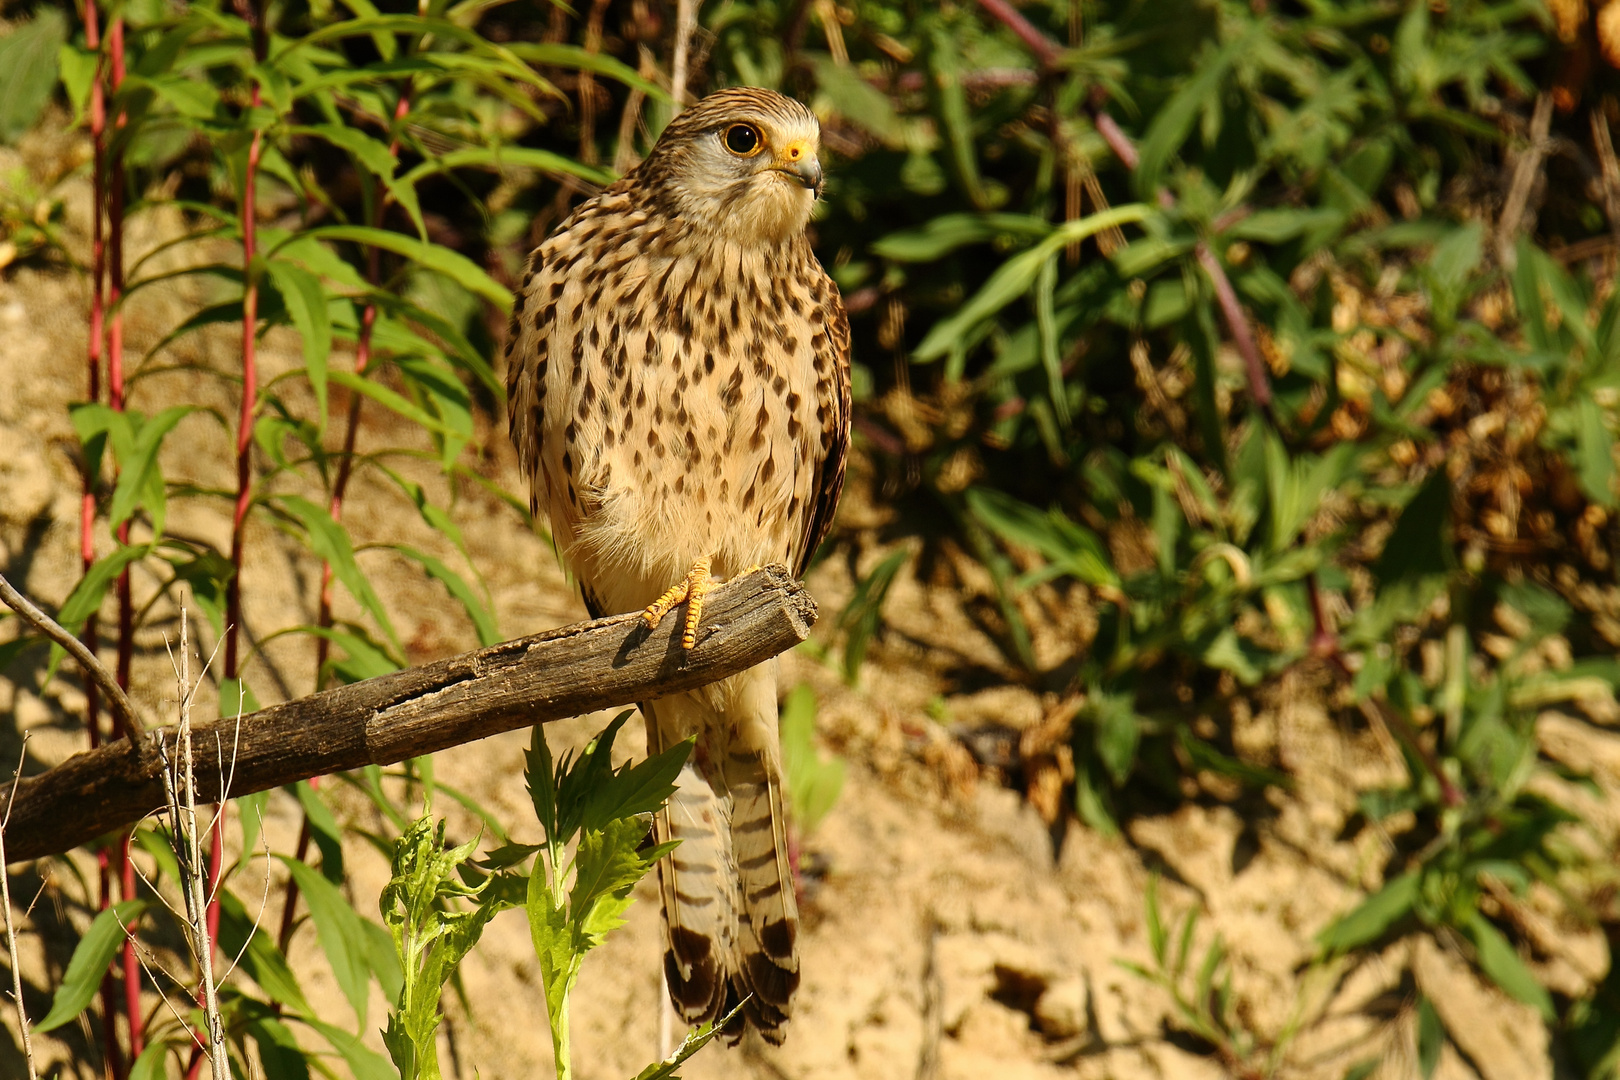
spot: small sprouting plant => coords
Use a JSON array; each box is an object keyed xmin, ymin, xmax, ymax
[
  {"xmin": 1119, "ymin": 876, "xmax": 1286, "ymax": 1080},
  {"xmin": 382, "ymin": 711, "xmax": 736, "ymax": 1079},
  {"xmin": 381, "ymin": 815, "xmax": 503, "ymax": 1080}
]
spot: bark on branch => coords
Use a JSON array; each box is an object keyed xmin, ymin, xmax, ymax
[{"xmin": 3, "ymin": 565, "xmax": 817, "ymax": 863}]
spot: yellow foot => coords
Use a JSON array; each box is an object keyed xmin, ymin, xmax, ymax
[
  {"xmin": 642, "ymin": 557, "xmax": 719, "ymax": 649},
  {"xmin": 640, "ymin": 561, "xmax": 768, "ymax": 649}
]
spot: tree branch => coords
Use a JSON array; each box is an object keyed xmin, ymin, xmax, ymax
[
  {"xmin": 2, "ymin": 565, "xmax": 816, "ymax": 862},
  {"xmin": 0, "ymin": 571, "xmax": 145, "ymax": 740}
]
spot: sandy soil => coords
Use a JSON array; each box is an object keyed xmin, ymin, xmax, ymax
[{"xmin": 1, "ymin": 119, "xmax": 1616, "ymax": 1080}]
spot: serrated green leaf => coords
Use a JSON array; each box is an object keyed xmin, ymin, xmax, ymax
[{"xmin": 571, "ymin": 816, "xmax": 653, "ymax": 948}]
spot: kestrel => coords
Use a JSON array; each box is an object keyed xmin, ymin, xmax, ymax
[{"xmin": 505, "ymin": 87, "xmax": 851, "ymax": 1043}]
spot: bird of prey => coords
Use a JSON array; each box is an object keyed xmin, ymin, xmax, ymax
[{"xmin": 505, "ymin": 87, "xmax": 851, "ymax": 1043}]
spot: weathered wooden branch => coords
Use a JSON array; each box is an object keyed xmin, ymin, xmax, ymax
[{"xmin": 3, "ymin": 565, "xmax": 816, "ymax": 863}]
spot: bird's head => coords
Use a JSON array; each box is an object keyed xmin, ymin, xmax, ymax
[{"xmin": 640, "ymin": 87, "xmax": 824, "ymax": 246}]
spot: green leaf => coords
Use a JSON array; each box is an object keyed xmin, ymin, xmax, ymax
[
  {"xmin": 630, "ymin": 1006, "xmax": 744, "ymax": 1079},
  {"xmin": 1085, "ymin": 692, "xmax": 1141, "ymax": 787},
  {"xmin": 1376, "ymin": 471, "xmax": 1452, "ymax": 583},
  {"xmin": 1575, "ymin": 398, "xmax": 1617, "ymax": 507},
  {"xmin": 567, "ymin": 712, "xmax": 692, "ymax": 838},
  {"xmin": 107, "ymin": 406, "xmax": 197, "ymax": 537},
  {"xmin": 302, "ymin": 625, "xmax": 401, "ymax": 683},
  {"xmin": 57, "ymin": 44, "xmax": 97, "ymax": 122},
  {"xmin": 570, "ymin": 816, "xmax": 654, "ymax": 949},
  {"xmin": 127, "ymin": 1040, "xmax": 173, "ymax": 1080},
  {"xmin": 0, "ymin": 7, "xmax": 66, "ymax": 143},
  {"xmin": 1417, "ymin": 995, "xmax": 1443, "ymax": 1079},
  {"xmin": 871, "ymin": 213, "xmax": 1051, "ymax": 262},
  {"xmin": 525, "ymin": 726, "xmax": 559, "ymax": 843},
  {"xmin": 35, "ymin": 899, "xmax": 150, "ymax": 1032},
  {"xmin": 281, "ymin": 784, "xmax": 341, "ymax": 889},
  {"xmin": 278, "ymin": 495, "xmax": 401, "ymax": 654},
  {"xmin": 913, "ymin": 205, "xmax": 1151, "ymax": 361},
  {"xmin": 1144, "ymin": 875, "xmax": 1166, "ymax": 966},
  {"xmin": 299, "ymin": 225, "xmax": 513, "ymax": 310},
  {"xmin": 781, "ymin": 684, "xmax": 845, "ymax": 835},
  {"xmin": 1224, "ymin": 208, "xmax": 1344, "ymax": 243},
  {"xmin": 244, "ymin": 1008, "xmax": 312, "ymax": 1080},
  {"xmin": 301, "ymin": 1016, "xmax": 397, "ymax": 1080},
  {"xmin": 503, "ymin": 41, "xmax": 666, "ymax": 99},
  {"xmin": 1318, "ymin": 871, "xmax": 1419, "ymax": 954},
  {"xmin": 46, "ymin": 544, "xmax": 152, "ymax": 681},
  {"xmin": 295, "ymin": 124, "xmax": 425, "ymax": 239},
  {"xmin": 1424, "ymin": 223, "xmax": 1484, "ymax": 325},
  {"xmin": 265, "ymin": 261, "xmax": 333, "ymax": 426},
  {"xmin": 280, "ymin": 858, "xmax": 373, "ymax": 1029},
  {"xmin": 1135, "ymin": 33, "xmax": 1245, "ymax": 194},
  {"xmin": 1464, "ymin": 911, "xmax": 1554, "ymax": 1021},
  {"xmin": 525, "ymin": 858, "xmax": 576, "ymax": 1050},
  {"xmin": 218, "ymin": 889, "xmax": 311, "ymax": 1014},
  {"xmin": 387, "ymin": 546, "xmax": 498, "ymax": 647},
  {"xmin": 835, "ymin": 547, "xmax": 908, "ymax": 684},
  {"xmin": 401, "ymin": 145, "xmax": 613, "ymax": 189},
  {"xmin": 328, "ymin": 368, "xmax": 458, "ymax": 439}
]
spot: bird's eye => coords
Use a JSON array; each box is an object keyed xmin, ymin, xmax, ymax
[{"xmin": 723, "ymin": 123, "xmax": 762, "ymax": 156}]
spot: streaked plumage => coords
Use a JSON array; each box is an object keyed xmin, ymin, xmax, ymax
[{"xmin": 505, "ymin": 87, "xmax": 851, "ymax": 1043}]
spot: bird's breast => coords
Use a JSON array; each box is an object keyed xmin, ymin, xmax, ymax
[{"xmin": 535, "ymin": 242, "xmax": 824, "ymax": 612}]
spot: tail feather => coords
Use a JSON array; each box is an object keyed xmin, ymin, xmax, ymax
[
  {"xmin": 643, "ymin": 679, "xmax": 800, "ymax": 1045},
  {"xmin": 724, "ymin": 747, "xmax": 800, "ymax": 1042},
  {"xmin": 649, "ymin": 720, "xmax": 736, "ymax": 1025}
]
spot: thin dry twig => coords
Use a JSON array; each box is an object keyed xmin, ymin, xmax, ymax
[
  {"xmin": 1496, "ymin": 94, "xmax": 1555, "ymax": 269},
  {"xmin": 161, "ymin": 610, "xmax": 227, "ymax": 1080},
  {"xmin": 670, "ymin": 0, "xmax": 700, "ymax": 109},
  {"xmin": 1, "ymin": 737, "xmax": 39, "ymax": 1080},
  {"xmin": 0, "ymin": 570, "xmax": 144, "ymax": 739}
]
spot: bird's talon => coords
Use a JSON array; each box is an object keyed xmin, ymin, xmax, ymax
[{"xmin": 642, "ymin": 557, "xmax": 718, "ymax": 648}]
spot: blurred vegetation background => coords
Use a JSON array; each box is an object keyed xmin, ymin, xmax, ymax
[{"xmin": 4, "ymin": 0, "xmax": 1620, "ymax": 1075}]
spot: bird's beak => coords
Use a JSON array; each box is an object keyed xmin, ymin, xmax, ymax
[{"xmin": 773, "ymin": 139, "xmax": 824, "ymax": 196}]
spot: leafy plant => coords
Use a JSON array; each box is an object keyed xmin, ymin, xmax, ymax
[
  {"xmin": 1119, "ymin": 875, "xmax": 1285, "ymax": 1080},
  {"xmin": 780, "ymin": 683, "xmax": 846, "ymax": 835},
  {"xmin": 381, "ymin": 815, "xmax": 502, "ymax": 1080}
]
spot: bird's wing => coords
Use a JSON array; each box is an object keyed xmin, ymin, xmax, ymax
[{"xmin": 794, "ymin": 272, "xmax": 852, "ymax": 579}]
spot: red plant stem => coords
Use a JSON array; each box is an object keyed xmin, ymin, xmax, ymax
[
  {"xmin": 982, "ymin": 0, "xmax": 1457, "ymax": 807},
  {"xmin": 313, "ymin": 91, "xmax": 411, "ymax": 681},
  {"xmin": 974, "ymin": 0, "xmax": 1277, "ymax": 420},
  {"xmin": 1195, "ymin": 242, "xmax": 1275, "ymax": 416},
  {"xmin": 1306, "ymin": 573, "xmax": 1464, "ymax": 808},
  {"xmin": 81, "ymin": 8, "xmax": 128, "ymax": 1074},
  {"xmin": 291, "ymin": 89, "xmax": 409, "ymax": 952},
  {"xmin": 974, "ymin": 0, "xmax": 1061, "ymax": 66},
  {"xmin": 96, "ymin": 9, "xmax": 145, "ymax": 1066}
]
